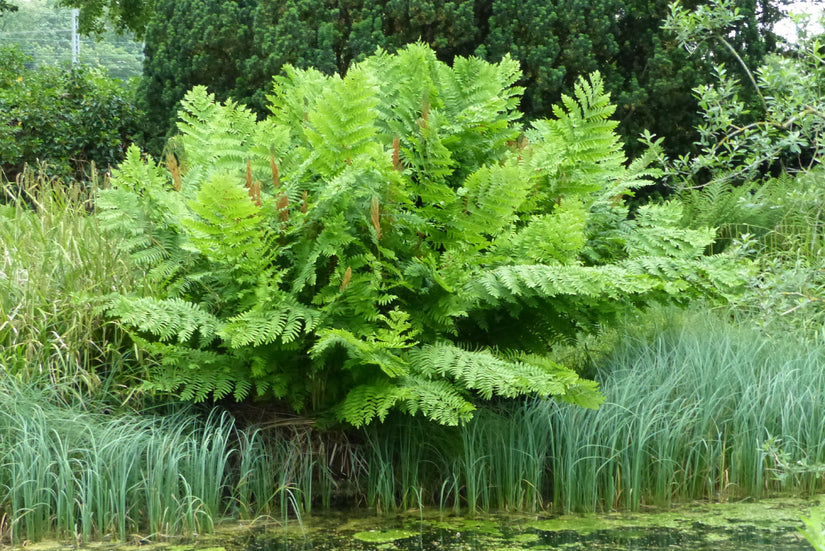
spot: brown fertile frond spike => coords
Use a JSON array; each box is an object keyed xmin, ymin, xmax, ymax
[
  {"xmin": 420, "ymin": 100, "xmax": 430, "ymax": 130},
  {"xmin": 392, "ymin": 136, "xmax": 402, "ymax": 172},
  {"xmin": 251, "ymin": 181, "xmax": 262, "ymax": 207},
  {"xmin": 277, "ymin": 193, "xmax": 289, "ymax": 223},
  {"xmin": 245, "ymin": 161, "xmax": 261, "ymax": 206},
  {"xmin": 508, "ymin": 135, "xmax": 530, "ymax": 152},
  {"xmin": 370, "ymin": 195, "xmax": 382, "ymax": 240},
  {"xmin": 270, "ymin": 154, "xmax": 280, "ymax": 189},
  {"xmin": 166, "ymin": 153, "xmax": 182, "ymax": 191},
  {"xmin": 340, "ymin": 266, "xmax": 353, "ymax": 291},
  {"xmin": 301, "ymin": 190, "xmax": 308, "ymax": 213}
]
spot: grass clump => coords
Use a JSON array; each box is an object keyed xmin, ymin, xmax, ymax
[
  {"xmin": 0, "ymin": 167, "xmax": 145, "ymax": 401},
  {"xmin": 358, "ymin": 308, "xmax": 825, "ymax": 514},
  {"xmin": 0, "ymin": 378, "xmax": 343, "ymax": 544},
  {"xmin": 0, "ymin": 379, "xmax": 230, "ymax": 542},
  {"xmin": 542, "ymin": 308, "xmax": 825, "ymax": 511}
]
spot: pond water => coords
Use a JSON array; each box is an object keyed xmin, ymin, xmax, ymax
[
  {"xmin": 11, "ymin": 497, "xmax": 821, "ymax": 551},
  {"xmin": 242, "ymin": 497, "xmax": 819, "ymax": 551}
]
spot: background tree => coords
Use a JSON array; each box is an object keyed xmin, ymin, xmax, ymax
[
  {"xmin": 0, "ymin": 0, "xmax": 144, "ymax": 80},
  {"xmin": 0, "ymin": 0, "xmax": 17, "ymax": 15},
  {"xmin": 54, "ymin": 0, "xmax": 154, "ymax": 38},
  {"xmin": 0, "ymin": 45, "xmax": 141, "ymax": 181},
  {"xmin": 137, "ymin": 0, "xmax": 785, "ymax": 156},
  {"xmin": 137, "ymin": 0, "xmax": 256, "ymax": 152}
]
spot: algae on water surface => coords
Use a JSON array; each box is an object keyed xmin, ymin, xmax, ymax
[
  {"xmin": 244, "ymin": 497, "xmax": 820, "ymax": 550},
  {"xmin": 4, "ymin": 497, "xmax": 820, "ymax": 551}
]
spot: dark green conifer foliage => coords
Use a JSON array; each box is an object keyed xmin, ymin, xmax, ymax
[
  {"xmin": 137, "ymin": 0, "xmax": 257, "ymax": 152},
  {"xmin": 0, "ymin": 0, "xmax": 17, "ymax": 14},
  {"xmin": 99, "ymin": 45, "xmax": 743, "ymax": 426},
  {"xmin": 137, "ymin": 0, "xmax": 784, "ymax": 156}
]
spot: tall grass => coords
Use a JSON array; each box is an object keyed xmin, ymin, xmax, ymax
[
  {"xmin": 360, "ymin": 308, "xmax": 825, "ymax": 513},
  {"xmin": 0, "ymin": 381, "xmax": 217, "ymax": 542},
  {"xmin": 361, "ymin": 400, "xmax": 551, "ymax": 515},
  {"xmin": 0, "ymin": 378, "xmax": 347, "ymax": 544},
  {"xmin": 0, "ymin": 167, "xmax": 145, "ymax": 400},
  {"xmin": 542, "ymin": 308, "xmax": 825, "ymax": 509}
]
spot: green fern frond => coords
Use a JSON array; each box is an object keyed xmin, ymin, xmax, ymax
[
  {"xmin": 455, "ymin": 160, "xmax": 532, "ymax": 243},
  {"xmin": 182, "ymin": 172, "xmax": 275, "ymax": 275},
  {"xmin": 106, "ymin": 296, "xmax": 221, "ymax": 344},
  {"xmin": 304, "ymin": 67, "xmax": 382, "ymax": 178},
  {"xmin": 493, "ymin": 200, "xmax": 589, "ymax": 264},
  {"xmin": 397, "ymin": 375, "xmax": 476, "ymax": 426},
  {"xmin": 526, "ymin": 73, "xmax": 625, "ymax": 203},
  {"xmin": 365, "ymin": 44, "xmax": 440, "ymax": 136},
  {"xmin": 624, "ymin": 203, "xmax": 716, "ymax": 258},
  {"xmin": 311, "ymin": 323, "xmax": 412, "ymax": 378},
  {"xmin": 337, "ymin": 380, "xmax": 404, "ymax": 427},
  {"xmin": 409, "ymin": 343, "xmax": 567, "ymax": 400},
  {"xmin": 598, "ymin": 132, "xmax": 664, "ymax": 203},
  {"xmin": 175, "ymin": 86, "xmax": 259, "ymax": 181},
  {"xmin": 222, "ymin": 302, "xmax": 321, "ymax": 348},
  {"xmin": 131, "ymin": 337, "xmax": 244, "ymax": 402},
  {"xmin": 267, "ymin": 64, "xmax": 330, "ymax": 137},
  {"xmin": 467, "ymin": 264, "xmax": 657, "ymax": 305}
]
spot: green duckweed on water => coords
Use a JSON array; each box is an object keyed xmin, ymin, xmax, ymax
[
  {"xmin": 352, "ymin": 530, "xmax": 416, "ymax": 543},
  {"xmin": 524, "ymin": 496, "xmax": 812, "ymax": 534},
  {"xmin": 246, "ymin": 497, "xmax": 819, "ymax": 550},
  {"xmin": 3, "ymin": 497, "xmax": 821, "ymax": 551}
]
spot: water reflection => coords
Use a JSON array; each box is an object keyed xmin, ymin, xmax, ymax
[{"xmin": 246, "ymin": 500, "xmax": 813, "ymax": 551}]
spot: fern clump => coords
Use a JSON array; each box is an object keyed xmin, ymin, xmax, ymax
[{"xmin": 98, "ymin": 44, "xmax": 743, "ymax": 426}]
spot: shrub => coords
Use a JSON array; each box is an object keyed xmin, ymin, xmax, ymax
[
  {"xmin": 663, "ymin": 1, "xmax": 825, "ymax": 336},
  {"xmin": 0, "ymin": 45, "xmax": 140, "ymax": 182}
]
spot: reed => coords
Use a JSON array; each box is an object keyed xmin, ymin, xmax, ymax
[
  {"xmin": 538, "ymin": 308, "xmax": 825, "ymax": 511},
  {"xmin": 0, "ymin": 378, "xmax": 324, "ymax": 543},
  {"xmin": 3, "ymin": 309, "xmax": 825, "ymax": 542},
  {"xmin": 358, "ymin": 308, "xmax": 825, "ymax": 513}
]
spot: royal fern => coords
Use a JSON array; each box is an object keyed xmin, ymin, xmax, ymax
[{"xmin": 98, "ymin": 43, "xmax": 744, "ymax": 425}]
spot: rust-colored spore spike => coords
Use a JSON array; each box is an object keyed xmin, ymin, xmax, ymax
[
  {"xmin": 270, "ymin": 154, "xmax": 280, "ymax": 189},
  {"xmin": 245, "ymin": 161, "xmax": 261, "ymax": 206},
  {"xmin": 506, "ymin": 135, "xmax": 530, "ymax": 152},
  {"xmin": 301, "ymin": 190, "xmax": 308, "ymax": 213},
  {"xmin": 340, "ymin": 266, "xmax": 352, "ymax": 291},
  {"xmin": 277, "ymin": 193, "xmax": 289, "ymax": 223},
  {"xmin": 370, "ymin": 195, "xmax": 381, "ymax": 241},
  {"xmin": 419, "ymin": 99, "xmax": 430, "ymax": 131},
  {"xmin": 392, "ymin": 136, "xmax": 402, "ymax": 172},
  {"xmin": 166, "ymin": 153, "xmax": 182, "ymax": 191}
]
